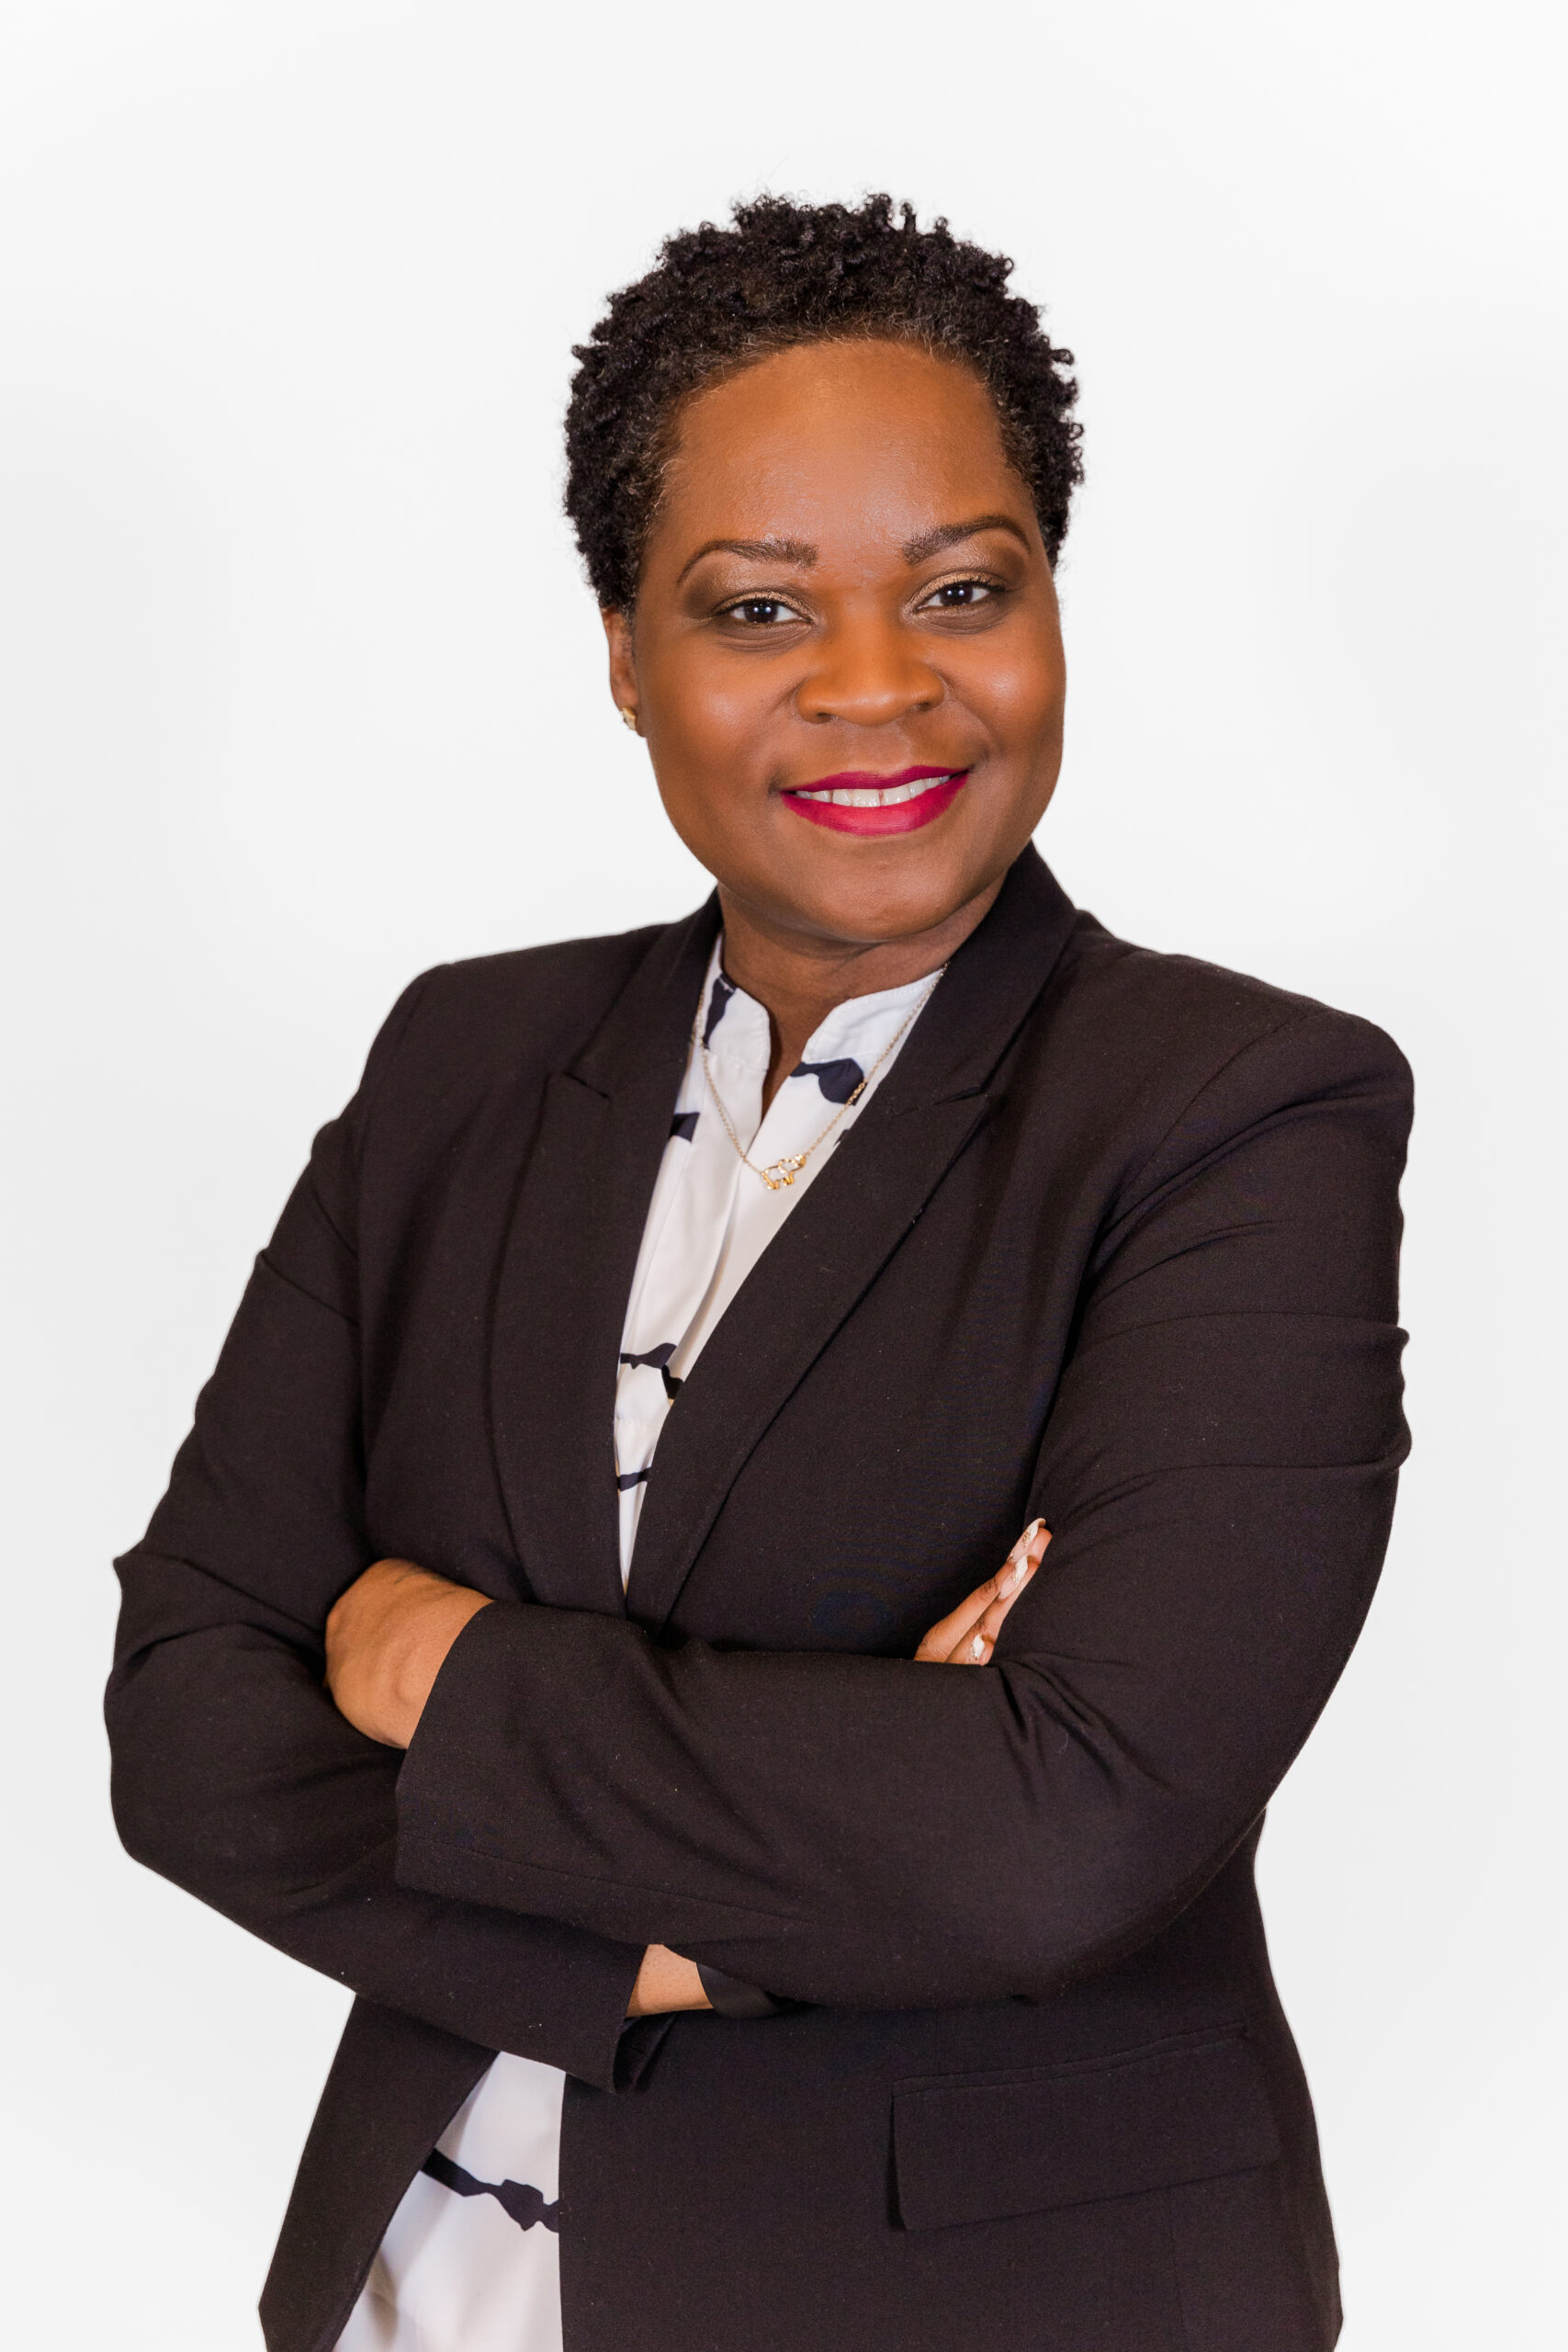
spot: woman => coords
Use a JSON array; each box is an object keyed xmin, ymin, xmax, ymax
[{"xmin": 107, "ymin": 196, "xmax": 1411, "ymax": 2352}]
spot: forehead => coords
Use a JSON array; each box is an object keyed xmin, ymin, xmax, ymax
[{"xmin": 654, "ymin": 340, "xmax": 1032, "ymax": 569}]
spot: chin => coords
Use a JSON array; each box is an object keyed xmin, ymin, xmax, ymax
[{"xmin": 787, "ymin": 854, "xmax": 985, "ymax": 947}]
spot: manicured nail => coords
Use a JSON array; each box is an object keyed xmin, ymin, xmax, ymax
[{"xmin": 969, "ymin": 1633, "xmax": 987, "ymax": 1661}]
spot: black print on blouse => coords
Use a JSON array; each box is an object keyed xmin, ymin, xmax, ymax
[
  {"xmin": 620, "ymin": 1342, "xmax": 682, "ymax": 1400},
  {"xmin": 670, "ymin": 1110, "xmax": 699, "ymax": 1142},
  {"xmin": 703, "ymin": 973, "xmax": 737, "ymax": 1046},
  {"xmin": 616, "ymin": 1466, "xmax": 651, "ymax": 1490},
  {"xmin": 421, "ymin": 2150, "xmax": 560, "ymax": 2233},
  {"xmin": 791, "ymin": 1056, "xmax": 864, "ymax": 1104}
]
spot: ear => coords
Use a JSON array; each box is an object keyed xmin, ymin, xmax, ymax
[{"xmin": 602, "ymin": 606, "xmax": 639, "ymax": 731}]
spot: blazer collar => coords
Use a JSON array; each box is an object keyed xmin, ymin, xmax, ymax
[
  {"xmin": 857, "ymin": 841, "xmax": 1077, "ymax": 1114},
  {"xmin": 568, "ymin": 897, "xmax": 723, "ymax": 1102},
  {"xmin": 491, "ymin": 846, "xmax": 1077, "ymax": 1626},
  {"xmin": 489, "ymin": 899, "xmax": 719, "ymax": 1615}
]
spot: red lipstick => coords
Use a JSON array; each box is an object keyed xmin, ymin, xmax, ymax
[{"xmin": 782, "ymin": 765, "xmax": 967, "ymax": 837}]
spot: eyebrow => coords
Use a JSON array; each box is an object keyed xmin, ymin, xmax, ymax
[
  {"xmin": 674, "ymin": 512, "xmax": 1031, "ymax": 587},
  {"xmin": 676, "ymin": 536, "xmax": 818, "ymax": 584},
  {"xmin": 900, "ymin": 513, "xmax": 1032, "ymax": 563}
]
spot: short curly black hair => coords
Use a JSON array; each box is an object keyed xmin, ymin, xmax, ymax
[{"xmin": 564, "ymin": 194, "xmax": 1083, "ymax": 611}]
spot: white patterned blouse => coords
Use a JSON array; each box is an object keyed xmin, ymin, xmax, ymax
[{"xmin": 335, "ymin": 939, "xmax": 940, "ymax": 2352}]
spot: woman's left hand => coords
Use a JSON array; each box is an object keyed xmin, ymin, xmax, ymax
[
  {"xmin": 914, "ymin": 1519, "xmax": 1051, "ymax": 1665},
  {"xmin": 324, "ymin": 1558, "xmax": 492, "ymax": 1747}
]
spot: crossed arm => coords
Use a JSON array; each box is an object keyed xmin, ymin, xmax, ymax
[
  {"xmin": 322, "ymin": 1521, "xmax": 1051, "ymax": 2014},
  {"xmin": 107, "ymin": 1001, "xmax": 1409, "ymax": 2075}
]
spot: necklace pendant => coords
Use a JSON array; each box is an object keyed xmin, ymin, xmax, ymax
[{"xmin": 761, "ymin": 1155, "xmax": 806, "ymax": 1191}]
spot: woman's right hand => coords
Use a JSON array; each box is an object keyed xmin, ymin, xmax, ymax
[{"xmin": 914, "ymin": 1519, "xmax": 1051, "ymax": 1665}]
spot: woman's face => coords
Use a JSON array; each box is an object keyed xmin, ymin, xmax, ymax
[{"xmin": 604, "ymin": 339, "xmax": 1066, "ymax": 954}]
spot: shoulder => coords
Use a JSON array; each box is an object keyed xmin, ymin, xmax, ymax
[
  {"xmin": 1038, "ymin": 912, "xmax": 1413, "ymax": 1177},
  {"xmin": 1055, "ymin": 912, "xmax": 1409, "ymax": 1085}
]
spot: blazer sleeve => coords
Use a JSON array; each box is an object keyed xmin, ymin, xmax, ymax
[
  {"xmin": 393, "ymin": 1004, "xmax": 1413, "ymax": 2010},
  {"xmin": 105, "ymin": 976, "xmax": 644, "ymax": 2091}
]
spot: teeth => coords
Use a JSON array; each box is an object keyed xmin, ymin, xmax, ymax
[{"xmin": 795, "ymin": 775, "xmax": 955, "ymax": 807}]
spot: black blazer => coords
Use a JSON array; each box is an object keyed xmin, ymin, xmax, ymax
[{"xmin": 107, "ymin": 850, "xmax": 1411, "ymax": 2352}]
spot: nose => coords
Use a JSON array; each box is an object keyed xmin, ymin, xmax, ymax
[{"xmin": 794, "ymin": 612, "xmax": 944, "ymax": 727}]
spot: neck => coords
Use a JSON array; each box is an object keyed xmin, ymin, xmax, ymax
[{"xmin": 716, "ymin": 876, "xmax": 1004, "ymax": 1112}]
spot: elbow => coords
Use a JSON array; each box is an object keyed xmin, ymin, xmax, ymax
[
  {"xmin": 105, "ymin": 1679, "xmax": 183, "ymax": 1885},
  {"xmin": 104, "ymin": 1646, "xmax": 231, "ymax": 1897},
  {"xmin": 109, "ymin": 1771, "xmax": 167, "ymax": 1880}
]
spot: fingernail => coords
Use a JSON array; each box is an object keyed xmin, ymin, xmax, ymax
[
  {"xmin": 969, "ymin": 1633, "xmax": 987, "ymax": 1661},
  {"xmin": 1025, "ymin": 1517, "xmax": 1045, "ymax": 1544},
  {"xmin": 1010, "ymin": 1554, "xmax": 1032, "ymax": 1589}
]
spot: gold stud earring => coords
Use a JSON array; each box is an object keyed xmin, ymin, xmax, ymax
[{"xmin": 619, "ymin": 707, "xmax": 638, "ymax": 733}]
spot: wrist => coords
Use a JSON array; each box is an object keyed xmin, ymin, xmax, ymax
[
  {"xmin": 627, "ymin": 1944, "xmax": 712, "ymax": 2017},
  {"xmin": 390, "ymin": 1585, "xmax": 491, "ymax": 1747},
  {"xmin": 694, "ymin": 1962, "xmax": 790, "ymax": 2019},
  {"xmin": 325, "ymin": 1559, "xmax": 492, "ymax": 1749}
]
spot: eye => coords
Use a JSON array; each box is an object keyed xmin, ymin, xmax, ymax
[
  {"xmin": 718, "ymin": 595, "xmax": 806, "ymax": 627},
  {"xmin": 918, "ymin": 577, "xmax": 999, "ymax": 612}
]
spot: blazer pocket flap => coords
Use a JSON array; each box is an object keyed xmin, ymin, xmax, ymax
[{"xmin": 894, "ymin": 2033, "xmax": 1281, "ymax": 2232}]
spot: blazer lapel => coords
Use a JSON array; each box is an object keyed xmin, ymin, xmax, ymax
[
  {"xmin": 490, "ymin": 899, "xmax": 720, "ymax": 1615},
  {"xmin": 624, "ymin": 847, "xmax": 1080, "ymax": 1633}
]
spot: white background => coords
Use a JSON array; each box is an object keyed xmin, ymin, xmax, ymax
[{"xmin": 2, "ymin": 3, "xmax": 1563, "ymax": 2344}]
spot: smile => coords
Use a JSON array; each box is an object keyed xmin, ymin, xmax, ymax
[{"xmin": 782, "ymin": 767, "xmax": 968, "ymax": 837}]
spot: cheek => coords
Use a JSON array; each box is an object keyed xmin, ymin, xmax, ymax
[
  {"xmin": 644, "ymin": 673, "xmax": 776, "ymax": 865},
  {"xmin": 960, "ymin": 636, "xmax": 1065, "ymax": 747},
  {"xmin": 648, "ymin": 639, "xmax": 776, "ymax": 762}
]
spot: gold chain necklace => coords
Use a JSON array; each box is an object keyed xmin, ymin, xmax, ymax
[{"xmin": 699, "ymin": 968, "xmax": 944, "ymax": 1192}]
